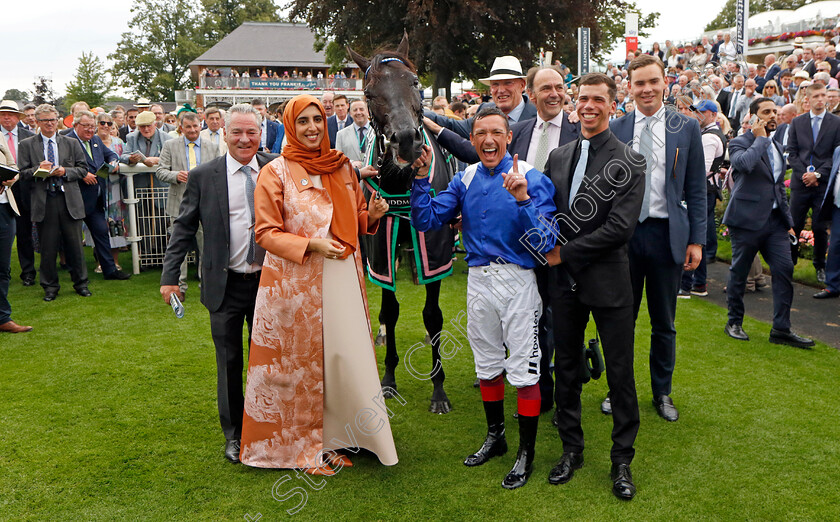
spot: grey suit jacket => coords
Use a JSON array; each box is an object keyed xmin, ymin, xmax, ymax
[
  {"xmin": 120, "ymin": 129, "xmax": 173, "ymax": 163},
  {"xmin": 160, "ymin": 152, "xmax": 276, "ymax": 312},
  {"xmin": 335, "ymin": 124, "xmax": 373, "ymax": 164},
  {"xmin": 17, "ymin": 133, "xmax": 88, "ymax": 222},
  {"xmin": 156, "ymin": 136, "xmax": 221, "ymax": 217}
]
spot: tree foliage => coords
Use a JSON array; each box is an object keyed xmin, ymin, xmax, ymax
[
  {"xmin": 200, "ymin": 0, "xmax": 282, "ymax": 42},
  {"xmin": 109, "ymin": 0, "xmax": 207, "ymax": 101},
  {"xmin": 65, "ymin": 52, "xmax": 114, "ymax": 108},
  {"xmin": 3, "ymin": 89, "xmax": 28, "ymax": 102},
  {"xmin": 31, "ymin": 77, "xmax": 56, "ymax": 106},
  {"xmin": 704, "ymin": 0, "xmax": 815, "ymax": 32},
  {"xmin": 289, "ymin": 0, "xmax": 658, "ymax": 97}
]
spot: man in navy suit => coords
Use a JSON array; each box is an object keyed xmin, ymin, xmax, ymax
[
  {"xmin": 724, "ymin": 98, "xmax": 814, "ymax": 347},
  {"xmin": 425, "ymin": 56, "xmax": 538, "ymax": 139},
  {"xmin": 814, "ymin": 145, "xmax": 840, "ymax": 299},
  {"xmin": 607, "ymin": 54, "xmax": 706, "ymax": 422},
  {"xmin": 68, "ymin": 112, "xmax": 130, "ymax": 280},
  {"xmin": 763, "ymin": 54, "xmax": 781, "ymax": 85},
  {"xmin": 326, "ymin": 94, "xmax": 352, "ymax": 148},
  {"xmin": 251, "ymin": 99, "xmax": 279, "ymax": 152},
  {"xmin": 786, "ymin": 82, "xmax": 840, "ymax": 284}
]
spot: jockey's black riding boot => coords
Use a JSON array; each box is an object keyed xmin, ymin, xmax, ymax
[
  {"xmin": 464, "ymin": 400, "xmax": 507, "ymax": 466},
  {"xmin": 502, "ymin": 414, "xmax": 538, "ymax": 489}
]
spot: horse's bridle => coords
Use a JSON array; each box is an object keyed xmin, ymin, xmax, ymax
[{"xmin": 363, "ymin": 56, "xmax": 424, "ymax": 169}]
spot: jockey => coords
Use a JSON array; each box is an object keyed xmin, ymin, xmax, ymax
[{"xmin": 410, "ymin": 106, "xmax": 556, "ymax": 490}]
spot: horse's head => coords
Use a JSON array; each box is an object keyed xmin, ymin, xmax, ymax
[{"xmin": 348, "ymin": 33, "xmax": 424, "ymax": 167}]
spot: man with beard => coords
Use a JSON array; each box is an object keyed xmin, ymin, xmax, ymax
[{"xmin": 724, "ymin": 98, "xmax": 814, "ymax": 348}]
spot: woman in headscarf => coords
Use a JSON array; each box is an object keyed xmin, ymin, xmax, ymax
[{"xmin": 239, "ymin": 95, "xmax": 396, "ymax": 474}]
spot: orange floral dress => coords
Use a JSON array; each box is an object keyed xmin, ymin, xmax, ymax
[{"xmin": 240, "ymin": 156, "xmax": 398, "ymax": 469}]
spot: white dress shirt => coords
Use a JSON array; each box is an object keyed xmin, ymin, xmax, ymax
[
  {"xmin": 810, "ymin": 110, "xmax": 826, "ymax": 142},
  {"xmin": 526, "ymin": 113, "xmax": 564, "ymax": 165},
  {"xmin": 633, "ymin": 105, "xmax": 668, "ymax": 218},
  {"xmin": 42, "ymin": 134, "xmax": 60, "ymax": 165},
  {"xmin": 225, "ymin": 153, "xmax": 262, "ymax": 273}
]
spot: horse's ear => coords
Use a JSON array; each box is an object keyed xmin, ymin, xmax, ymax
[
  {"xmin": 397, "ymin": 30, "xmax": 409, "ymax": 58},
  {"xmin": 347, "ymin": 46, "xmax": 370, "ymax": 74}
]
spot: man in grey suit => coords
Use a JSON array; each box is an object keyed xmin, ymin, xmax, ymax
[
  {"xmin": 335, "ymin": 99, "xmax": 373, "ymax": 166},
  {"xmin": 724, "ymin": 97, "xmax": 814, "ymax": 347},
  {"xmin": 157, "ymin": 112, "xmax": 221, "ymax": 296},
  {"xmin": 17, "ymin": 104, "xmax": 90, "ymax": 301},
  {"xmin": 121, "ymin": 111, "xmax": 173, "ymax": 165},
  {"xmin": 160, "ymin": 104, "xmax": 276, "ymax": 464}
]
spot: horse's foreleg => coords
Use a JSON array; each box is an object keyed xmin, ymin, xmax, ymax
[
  {"xmin": 423, "ymin": 281, "xmax": 451, "ymax": 414},
  {"xmin": 380, "ymin": 289, "xmax": 400, "ymax": 397}
]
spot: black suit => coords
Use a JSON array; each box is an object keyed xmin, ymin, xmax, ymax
[
  {"xmin": 725, "ymin": 131, "xmax": 795, "ymax": 330},
  {"xmin": 6, "ymin": 126, "xmax": 35, "ymax": 281},
  {"xmin": 436, "ymin": 114, "xmax": 580, "ymax": 166},
  {"xmin": 785, "ymin": 110, "xmax": 840, "ymax": 270},
  {"xmin": 161, "ymin": 151, "xmax": 276, "ymax": 441},
  {"xmin": 17, "ymin": 133, "xmax": 89, "ymax": 294},
  {"xmin": 545, "ymin": 128, "xmax": 644, "ymax": 464}
]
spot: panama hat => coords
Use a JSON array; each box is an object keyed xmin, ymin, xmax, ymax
[
  {"xmin": 0, "ymin": 100, "xmax": 23, "ymax": 114},
  {"xmin": 135, "ymin": 98, "xmax": 152, "ymax": 109},
  {"xmin": 479, "ymin": 56, "xmax": 526, "ymax": 85}
]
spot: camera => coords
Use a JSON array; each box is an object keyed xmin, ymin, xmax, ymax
[{"xmin": 108, "ymin": 218, "xmax": 123, "ymax": 237}]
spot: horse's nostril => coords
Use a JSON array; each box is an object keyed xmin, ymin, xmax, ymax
[
  {"xmin": 391, "ymin": 133, "xmax": 398, "ymax": 143},
  {"xmin": 415, "ymin": 128, "xmax": 421, "ymax": 140}
]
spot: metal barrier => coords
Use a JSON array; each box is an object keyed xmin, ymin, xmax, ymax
[{"xmin": 119, "ymin": 164, "xmax": 193, "ymax": 274}]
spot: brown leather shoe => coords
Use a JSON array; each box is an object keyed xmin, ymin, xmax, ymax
[{"xmin": 0, "ymin": 320, "xmax": 33, "ymax": 333}]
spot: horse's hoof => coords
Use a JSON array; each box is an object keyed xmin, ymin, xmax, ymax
[
  {"xmin": 381, "ymin": 384, "xmax": 398, "ymax": 399},
  {"xmin": 429, "ymin": 399, "xmax": 452, "ymax": 415},
  {"xmin": 424, "ymin": 331, "xmax": 432, "ymax": 344}
]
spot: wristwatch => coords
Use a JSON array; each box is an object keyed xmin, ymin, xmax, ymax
[{"xmin": 815, "ymin": 172, "xmax": 822, "ymax": 179}]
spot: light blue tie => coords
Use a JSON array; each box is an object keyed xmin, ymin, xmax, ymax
[
  {"xmin": 767, "ymin": 141, "xmax": 776, "ymax": 178},
  {"xmin": 243, "ymin": 166, "xmax": 257, "ymax": 265},
  {"xmin": 638, "ymin": 117, "xmax": 655, "ymax": 222},
  {"xmin": 812, "ymin": 114, "xmax": 821, "ymax": 144},
  {"xmin": 569, "ymin": 140, "xmax": 590, "ymax": 202}
]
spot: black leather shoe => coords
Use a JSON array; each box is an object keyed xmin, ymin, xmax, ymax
[
  {"xmin": 611, "ymin": 463, "xmax": 636, "ymax": 500},
  {"xmin": 548, "ymin": 452, "xmax": 583, "ymax": 485},
  {"xmin": 464, "ymin": 427, "xmax": 507, "ymax": 466},
  {"xmin": 601, "ymin": 396, "xmax": 612, "ymax": 415},
  {"xmin": 725, "ymin": 322, "xmax": 749, "ymax": 341},
  {"xmin": 653, "ymin": 395, "xmax": 679, "ymax": 422},
  {"xmin": 502, "ymin": 447, "xmax": 534, "ymax": 489},
  {"xmin": 104, "ymin": 269, "xmax": 131, "ymax": 280},
  {"xmin": 22, "ymin": 277, "xmax": 35, "ymax": 287},
  {"xmin": 43, "ymin": 292, "xmax": 57, "ymax": 302},
  {"xmin": 76, "ymin": 288, "xmax": 92, "ymax": 297},
  {"xmin": 769, "ymin": 328, "xmax": 815, "ymax": 349},
  {"xmin": 225, "ymin": 439, "xmax": 241, "ymax": 463},
  {"xmin": 813, "ymin": 289, "xmax": 840, "ymax": 299}
]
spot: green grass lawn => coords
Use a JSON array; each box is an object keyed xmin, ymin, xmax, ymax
[{"xmin": 1, "ymin": 249, "xmax": 838, "ymax": 520}]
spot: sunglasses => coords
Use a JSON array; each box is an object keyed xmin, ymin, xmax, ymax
[{"xmin": 99, "ymin": 121, "xmax": 113, "ymax": 126}]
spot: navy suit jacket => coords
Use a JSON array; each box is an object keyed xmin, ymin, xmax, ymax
[
  {"xmin": 819, "ymin": 145, "xmax": 840, "ymax": 221},
  {"xmin": 327, "ymin": 115, "xmax": 352, "ymax": 148},
  {"xmin": 424, "ymin": 97, "xmax": 539, "ymax": 139},
  {"xmin": 785, "ymin": 110, "xmax": 840, "ymax": 190},
  {"xmin": 764, "ymin": 63, "xmax": 781, "ymax": 83},
  {"xmin": 68, "ymin": 130, "xmax": 120, "ymax": 215},
  {"xmin": 610, "ymin": 108, "xmax": 707, "ymax": 264},
  {"xmin": 435, "ymin": 113, "xmax": 579, "ymax": 166},
  {"xmin": 723, "ymin": 131, "xmax": 794, "ymax": 230},
  {"xmin": 263, "ymin": 118, "xmax": 280, "ymax": 152}
]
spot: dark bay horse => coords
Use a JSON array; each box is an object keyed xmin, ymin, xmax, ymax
[{"xmin": 348, "ymin": 35, "xmax": 454, "ymax": 414}]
